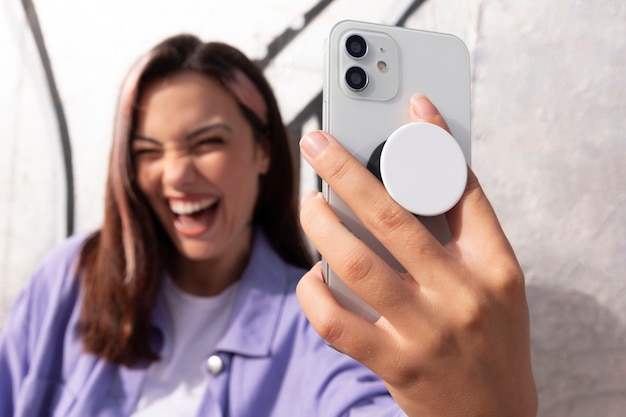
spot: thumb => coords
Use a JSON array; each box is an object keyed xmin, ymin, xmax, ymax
[{"xmin": 409, "ymin": 93, "xmax": 451, "ymax": 132}]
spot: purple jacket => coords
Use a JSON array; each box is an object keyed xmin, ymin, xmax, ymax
[{"xmin": 0, "ymin": 231, "xmax": 403, "ymax": 417}]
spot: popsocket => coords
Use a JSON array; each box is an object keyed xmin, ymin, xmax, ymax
[{"xmin": 373, "ymin": 122, "xmax": 467, "ymax": 217}]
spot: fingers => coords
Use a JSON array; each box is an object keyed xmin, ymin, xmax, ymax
[
  {"xmin": 299, "ymin": 130, "xmax": 446, "ymax": 270},
  {"xmin": 296, "ymin": 262, "xmax": 388, "ymax": 367},
  {"xmin": 299, "ymin": 191, "xmax": 425, "ymax": 324},
  {"xmin": 409, "ymin": 93, "xmax": 451, "ymax": 132},
  {"xmin": 446, "ymin": 169, "xmax": 513, "ymax": 253},
  {"xmin": 409, "ymin": 94, "xmax": 514, "ymax": 259}
]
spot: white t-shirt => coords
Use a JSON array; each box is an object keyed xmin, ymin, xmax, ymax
[{"xmin": 132, "ymin": 275, "xmax": 240, "ymax": 416}]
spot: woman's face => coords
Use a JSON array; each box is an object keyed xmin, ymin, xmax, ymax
[{"xmin": 132, "ymin": 71, "xmax": 270, "ymax": 264}]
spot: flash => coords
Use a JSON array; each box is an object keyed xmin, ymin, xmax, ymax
[{"xmin": 377, "ymin": 60, "xmax": 388, "ymax": 73}]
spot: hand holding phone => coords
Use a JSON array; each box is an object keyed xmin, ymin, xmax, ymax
[{"xmin": 296, "ymin": 95, "xmax": 537, "ymax": 417}]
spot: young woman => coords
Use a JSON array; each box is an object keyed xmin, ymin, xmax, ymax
[{"xmin": 0, "ymin": 33, "xmax": 537, "ymax": 417}]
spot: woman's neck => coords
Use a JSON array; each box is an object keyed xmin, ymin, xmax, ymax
[{"xmin": 168, "ymin": 231, "xmax": 254, "ymax": 297}]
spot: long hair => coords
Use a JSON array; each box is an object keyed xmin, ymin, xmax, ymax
[{"xmin": 77, "ymin": 34, "xmax": 313, "ymax": 366}]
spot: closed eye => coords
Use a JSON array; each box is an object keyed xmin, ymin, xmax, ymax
[
  {"xmin": 132, "ymin": 148, "xmax": 162, "ymax": 157},
  {"xmin": 131, "ymin": 136, "xmax": 163, "ymax": 160},
  {"xmin": 192, "ymin": 137, "xmax": 225, "ymax": 154},
  {"xmin": 196, "ymin": 137, "xmax": 224, "ymax": 146},
  {"xmin": 186, "ymin": 123, "xmax": 231, "ymax": 152}
]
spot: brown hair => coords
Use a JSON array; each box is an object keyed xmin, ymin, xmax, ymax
[{"xmin": 77, "ymin": 34, "xmax": 313, "ymax": 366}]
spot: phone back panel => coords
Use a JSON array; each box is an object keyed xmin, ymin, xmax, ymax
[{"xmin": 322, "ymin": 20, "xmax": 471, "ymax": 321}]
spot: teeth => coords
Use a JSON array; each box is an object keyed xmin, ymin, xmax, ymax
[{"xmin": 169, "ymin": 198, "xmax": 216, "ymax": 215}]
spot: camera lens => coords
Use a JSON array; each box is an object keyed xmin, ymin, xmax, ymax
[
  {"xmin": 346, "ymin": 35, "xmax": 367, "ymax": 58},
  {"xmin": 345, "ymin": 66, "xmax": 368, "ymax": 91}
]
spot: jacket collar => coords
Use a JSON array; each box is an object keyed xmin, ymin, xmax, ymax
[
  {"xmin": 150, "ymin": 229, "xmax": 293, "ymax": 359},
  {"xmin": 215, "ymin": 230, "xmax": 291, "ymax": 357}
]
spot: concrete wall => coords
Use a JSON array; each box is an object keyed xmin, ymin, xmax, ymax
[{"xmin": 1, "ymin": 0, "xmax": 624, "ymax": 414}]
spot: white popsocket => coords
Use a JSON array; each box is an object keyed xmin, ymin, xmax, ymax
[{"xmin": 378, "ymin": 122, "xmax": 467, "ymax": 216}]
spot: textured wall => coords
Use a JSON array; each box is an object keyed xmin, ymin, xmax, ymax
[
  {"xmin": 1, "ymin": 0, "xmax": 624, "ymax": 414},
  {"xmin": 460, "ymin": 2, "xmax": 626, "ymax": 414}
]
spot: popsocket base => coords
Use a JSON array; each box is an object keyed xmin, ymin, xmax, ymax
[{"xmin": 374, "ymin": 122, "xmax": 467, "ymax": 217}]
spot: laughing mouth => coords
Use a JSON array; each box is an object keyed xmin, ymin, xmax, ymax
[{"xmin": 169, "ymin": 197, "xmax": 218, "ymax": 234}]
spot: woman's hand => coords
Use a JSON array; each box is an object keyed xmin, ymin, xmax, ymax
[{"xmin": 297, "ymin": 94, "xmax": 537, "ymax": 417}]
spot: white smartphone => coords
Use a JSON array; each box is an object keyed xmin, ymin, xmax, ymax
[{"xmin": 322, "ymin": 20, "xmax": 472, "ymax": 322}]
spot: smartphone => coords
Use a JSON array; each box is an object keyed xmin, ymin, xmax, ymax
[{"xmin": 322, "ymin": 20, "xmax": 471, "ymax": 322}]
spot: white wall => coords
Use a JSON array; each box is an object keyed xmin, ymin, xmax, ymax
[{"xmin": 1, "ymin": 0, "xmax": 625, "ymax": 414}]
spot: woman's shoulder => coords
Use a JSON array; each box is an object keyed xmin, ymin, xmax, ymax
[
  {"xmin": 40, "ymin": 231, "xmax": 94, "ymax": 265},
  {"xmin": 2, "ymin": 232, "xmax": 94, "ymax": 356},
  {"xmin": 30, "ymin": 232, "xmax": 93, "ymax": 285},
  {"xmin": 21, "ymin": 231, "xmax": 94, "ymax": 312}
]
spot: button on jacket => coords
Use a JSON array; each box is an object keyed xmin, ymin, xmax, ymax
[{"xmin": 0, "ymin": 231, "xmax": 404, "ymax": 417}]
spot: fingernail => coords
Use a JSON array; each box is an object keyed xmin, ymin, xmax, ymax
[
  {"xmin": 300, "ymin": 190, "xmax": 318, "ymax": 205},
  {"xmin": 410, "ymin": 93, "xmax": 439, "ymax": 119},
  {"xmin": 300, "ymin": 131, "xmax": 329, "ymax": 158}
]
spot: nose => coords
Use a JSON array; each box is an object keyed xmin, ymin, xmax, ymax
[{"xmin": 162, "ymin": 152, "xmax": 197, "ymax": 190}]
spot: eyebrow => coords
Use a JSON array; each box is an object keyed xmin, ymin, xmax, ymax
[
  {"xmin": 132, "ymin": 122, "xmax": 234, "ymax": 144},
  {"xmin": 132, "ymin": 135, "xmax": 161, "ymax": 145}
]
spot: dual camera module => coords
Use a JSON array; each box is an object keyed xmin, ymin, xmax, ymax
[{"xmin": 345, "ymin": 34, "xmax": 368, "ymax": 91}]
